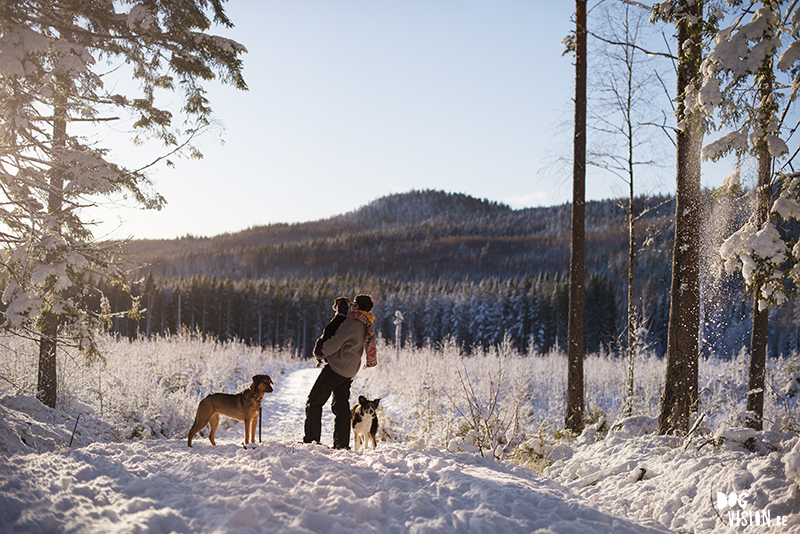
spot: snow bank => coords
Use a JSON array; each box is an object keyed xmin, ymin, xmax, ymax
[
  {"xmin": 0, "ymin": 440, "xmax": 670, "ymax": 534},
  {"xmin": 0, "ymin": 395, "xmax": 116, "ymax": 455},
  {"xmin": 546, "ymin": 425, "xmax": 800, "ymax": 533}
]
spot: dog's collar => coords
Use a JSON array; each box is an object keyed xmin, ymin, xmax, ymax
[{"xmin": 250, "ymin": 386, "xmax": 266, "ymax": 403}]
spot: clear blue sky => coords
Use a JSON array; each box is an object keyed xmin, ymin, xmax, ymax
[{"xmin": 92, "ymin": 0, "xmax": 700, "ymax": 241}]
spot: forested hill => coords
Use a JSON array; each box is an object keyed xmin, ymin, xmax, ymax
[
  {"xmin": 122, "ymin": 189, "xmax": 676, "ymax": 283},
  {"xmin": 107, "ymin": 190, "xmax": 798, "ymax": 359}
]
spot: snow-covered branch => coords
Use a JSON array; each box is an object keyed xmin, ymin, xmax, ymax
[{"xmin": 700, "ymin": 2, "xmax": 800, "ymax": 307}]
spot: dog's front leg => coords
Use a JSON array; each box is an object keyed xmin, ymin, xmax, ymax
[{"xmin": 209, "ymin": 413, "xmax": 220, "ymax": 446}]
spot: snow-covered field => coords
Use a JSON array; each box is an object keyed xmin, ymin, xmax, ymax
[{"xmin": 0, "ymin": 334, "xmax": 798, "ymax": 533}]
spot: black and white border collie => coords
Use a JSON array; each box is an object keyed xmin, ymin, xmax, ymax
[{"xmin": 351, "ymin": 395, "xmax": 380, "ymax": 451}]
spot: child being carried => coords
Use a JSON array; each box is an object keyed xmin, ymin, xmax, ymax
[{"xmin": 314, "ymin": 297, "xmax": 351, "ymax": 366}]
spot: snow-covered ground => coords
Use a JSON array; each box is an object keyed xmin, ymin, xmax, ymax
[
  {"xmin": 0, "ymin": 335, "xmax": 798, "ymax": 533},
  {"xmin": 0, "ymin": 368, "xmax": 669, "ymax": 534}
]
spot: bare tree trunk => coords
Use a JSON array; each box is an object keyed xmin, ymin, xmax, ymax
[
  {"xmin": 658, "ymin": 0, "xmax": 703, "ymax": 435},
  {"xmin": 37, "ymin": 313, "xmax": 58, "ymax": 408},
  {"xmin": 624, "ymin": 148, "xmax": 636, "ymax": 416},
  {"xmin": 748, "ymin": 291, "xmax": 769, "ymax": 430},
  {"xmin": 37, "ymin": 105, "xmax": 66, "ymax": 408},
  {"xmin": 566, "ymin": 0, "xmax": 587, "ymax": 434},
  {"xmin": 747, "ymin": 58, "xmax": 774, "ymax": 430}
]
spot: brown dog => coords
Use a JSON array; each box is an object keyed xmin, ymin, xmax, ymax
[{"xmin": 187, "ymin": 374, "xmax": 273, "ymax": 447}]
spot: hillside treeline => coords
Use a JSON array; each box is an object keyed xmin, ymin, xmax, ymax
[{"xmin": 122, "ymin": 190, "xmax": 676, "ymax": 283}]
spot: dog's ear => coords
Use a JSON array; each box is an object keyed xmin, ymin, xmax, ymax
[
  {"xmin": 374, "ymin": 398, "xmax": 381, "ymax": 405},
  {"xmin": 358, "ymin": 395, "xmax": 367, "ymax": 403}
]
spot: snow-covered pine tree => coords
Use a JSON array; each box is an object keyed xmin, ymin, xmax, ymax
[
  {"xmin": 701, "ymin": 1, "xmax": 800, "ymax": 429},
  {"xmin": 0, "ymin": 0, "xmax": 247, "ymax": 407}
]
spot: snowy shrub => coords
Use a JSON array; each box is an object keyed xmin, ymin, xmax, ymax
[
  {"xmin": 509, "ymin": 423, "xmax": 575, "ymax": 473},
  {"xmin": 714, "ymin": 427, "xmax": 760, "ymax": 452},
  {"xmin": 442, "ymin": 346, "xmax": 525, "ymax": 459},
  {"xmin": 783, "ymin": 439, "xmax": 800, "ymax": 488},
  {"xmin": 787, "ymin": 374, "xmax": 800, "ymax": 402}
]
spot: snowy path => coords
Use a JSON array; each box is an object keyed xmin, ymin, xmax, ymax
[
  {"xmin": 0, "ymin": 368, "xmax": 671, "ymax": 534},
  {"xmin": 255, "ymin": 367, "xmax": 333, "ymax": 445},
  {"xmin": 198, "ymin": 366, "xmax": 332, "ymax": 447}
]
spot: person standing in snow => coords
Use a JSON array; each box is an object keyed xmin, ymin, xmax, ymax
[{"xmin": 303, "ymin": 294, "xmax": 377, "ymax": 449}]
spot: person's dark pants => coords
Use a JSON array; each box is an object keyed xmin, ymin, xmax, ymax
[{"xmin": 303, "ymin": 364, "xmax": 353, "ymax": 449}]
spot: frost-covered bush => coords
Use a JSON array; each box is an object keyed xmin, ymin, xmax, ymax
[
  {"xmin": 441, "ymin": 340, "xmax": 530, "ymax": 459},
  {"xmin": 0, "ymin": 332, "xmax": 301, "ymax": 440},
  {"xmin": 358, "ymin": 338, "xmax": 799, "ymax": 462},
  {"xmin": 0, "ymin": 332, "xmax": 797, "ymax": 453}
]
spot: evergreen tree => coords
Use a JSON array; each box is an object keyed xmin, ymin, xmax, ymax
[
  {"xmin": 0, "ymin": 0, "xmax": 246, "ymax": 407},
  {"xmin": 703, "ymin": 1, "xmax": 800, "ymax": 428}
]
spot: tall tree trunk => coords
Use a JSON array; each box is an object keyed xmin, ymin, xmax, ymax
[
  {"xmin": 747, "ymin": 53, "xmax": 774, "ymax": 431},
  {"xmin": 37, "ymin": 104, "xmax": 66, "ymax": 408},
  {"xmin": 624, "ymin": 22, "xmax": 637, "ymax": 417},
  {"xmin": 624, "ymin": 143, "xmax": 636, "ymax": 416},
  {"xmin": 566, "ymin": 0, "xmax": 587, "ymax": 434},
  {"xmin": 37, "ymin": 313, "xmax": 58, "ymax": 408},
  {"xmin": 658, "ymin": 0, "xmax": 703, "ymax": 435}
]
